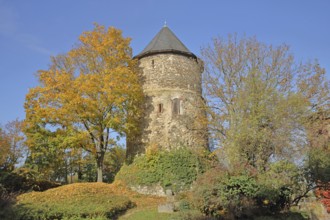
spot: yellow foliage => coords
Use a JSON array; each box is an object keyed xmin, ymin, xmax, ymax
[
  {"xmin": 145, "ymin": 143, "xmax": 160, "ymax": 157},
  {"xmin": 17, "ymin": 182, "xmax": 165, "ymax": 211},
  {"xmin": 24, "ymin": 23, "xmax": 144, "ymax": 182},
  {"xmin": 263, "ymin": 199, "xmax": 269, "ymax": 205}
]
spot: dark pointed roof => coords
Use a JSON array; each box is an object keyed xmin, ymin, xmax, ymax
[{"xmin": 135, "ymin": 26, "xmax": 196, "ymax": 59}]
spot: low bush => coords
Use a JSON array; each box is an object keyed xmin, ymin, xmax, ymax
[
  {"xmin": 13, "ymin": 182, "xmax": 135, "ymax": 220},
  {"xmin": 0, "ymin": 168, "xmax": 61, "ymax": 219},
  {"xmin": 116, "ymin": 147, "xmax": 213, "ymax": 193},
  {"xmin": 191, "ymin": 167, "xmax": 258, "ymax": 219},
  {"xmin": 0, "ymin": 168, "xmax": 60, "ymax": 193},
  {"xmin": 191, "ymin": 161, "xmax": 301, "ymax": 219},
  {"xmin": 315, "ymin": 187, "xmax": 330, "ymax": 213},
  {"xmin": 0, "ymin": 184, "xmax": 18, "ymax": 220}
]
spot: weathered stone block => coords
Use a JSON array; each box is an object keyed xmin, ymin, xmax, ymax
[{"xmin": 158, "ymin": 203, "xmax": 175, "ymax": 213}]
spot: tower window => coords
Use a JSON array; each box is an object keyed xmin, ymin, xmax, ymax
[
  {"xmin": 151, "ymin": 60, "xmax": 155, "ymax": 68},
  {"xmin": 158, "ymin": 103, "xmax": 163, "ymax": 113},
  {"xmin": 172, "ymin": 98, "xmax": 180, "ymax": 116}
]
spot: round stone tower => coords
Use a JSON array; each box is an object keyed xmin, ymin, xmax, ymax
[{"xmin": 127, "ymin": 26, "xmax": 208, "ymax": 157}]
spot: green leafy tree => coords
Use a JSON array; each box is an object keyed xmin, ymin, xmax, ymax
[
  {"xmin": 202, "ymin": 34, "xmax": 329, "ymax": 171},
  {"xmin": 24, "ymin": 126, "xmax": 68, "ymax": 181},
  {"xmin": 304, "ymin": 110, "xmax": 330, "ymax": 184},
  {"xmin": 103, "ymin": 146, "xmax": 126, "ymax": 183}
]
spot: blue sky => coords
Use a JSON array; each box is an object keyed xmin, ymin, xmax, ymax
[{"xmin": 0, "ymin": 0, "xmax": 329, "ymax": 125}]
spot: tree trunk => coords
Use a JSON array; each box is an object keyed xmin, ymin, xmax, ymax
[
  {"xmin": 97, "ymin": 166, "xmax": 103, "ymax": 182},
  {"xmin": 96, "ymin": 152, "xmax": 105, "ymax": 182}
]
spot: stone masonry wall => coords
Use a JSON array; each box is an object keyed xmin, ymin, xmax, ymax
[
  {"xmin": 139, "ymin": 54, "xmax": 203, "ymax": 93},
  {"xmin": 126, "ymin": 53, "xmax": 207, "ymax": 155}
]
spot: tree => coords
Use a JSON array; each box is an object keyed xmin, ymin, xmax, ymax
[
  {"xmin": 305, "ymin": 110, "xmax": 330, "ymax": 185},
  {"xmin": 195, "ymin": 35, "xmax": 329, "ymax": 215},
  {"xmin": 103, "ymin": 146, "xmax": 126, "ymax": 183},
  {"xmin": 23, "ymin": 126, "xmax": 72, "ymax": 182},
  {"xmin": 0, "ymin": 119, "xmax": 26, "ymax": 171},
  {"xmin": 0, "ymin": 128, "xmax": 10, "ymax": 167},
  {"xmin": 24, "ymin": 24, "xmax": 143, "ymax": 182},
  {"xmin": 202, "ymin": 34, "xmax": 329, "ymax": 171}
]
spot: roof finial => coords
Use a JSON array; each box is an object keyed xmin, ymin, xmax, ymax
[{"xmin": 164, "ymin": 20, "xmax": 167, "ymax": 27}]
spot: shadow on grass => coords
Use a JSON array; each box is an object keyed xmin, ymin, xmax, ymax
[
  {"xmin": 254, "ymin": 211, "xmax": 309, "ymax": 220},
  {"xmin": 0, "ymin": 192, "xmax": 18, "ymax": 220},
  {"xmin": 0, "ymin": 198, "xmax": 136, "ymax": 220}
]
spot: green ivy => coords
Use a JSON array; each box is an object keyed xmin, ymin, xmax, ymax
[{"xmin": 116, "ymin": 148, "xmax": 212, "ymax": 193}]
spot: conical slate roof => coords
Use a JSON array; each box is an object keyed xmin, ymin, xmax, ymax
[{"xmin": 135, "ymin": 26, "xmax": 196, "ymax": 59}]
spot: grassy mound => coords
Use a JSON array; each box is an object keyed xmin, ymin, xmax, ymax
[{"xmin": 14, "ymin": 182, "xmax": 135, "ymax": 220}]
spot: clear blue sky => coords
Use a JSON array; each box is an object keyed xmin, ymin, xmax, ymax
[{"xmin": 0, "ymin": 0, "xmax": 329, "ymax": 125}]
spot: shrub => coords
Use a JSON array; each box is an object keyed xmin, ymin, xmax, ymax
[
  {"xmin": 0, "ymin": 168, "xmax": 60, "ymax": 193},
  {"xmin": 256, "ymin": 160, "xmax": 303, "ymax": 211},
  {"xmin": 192, "ymin": 167, "xmax": 259, "ymax": 218},
  {"xmin": 0, "ymin": 184, "xmax": 17, "ymax": 220},
  {"xmin": 116, "ymin": 148, "xmax": 213, "ymax": 193},
  {"xmin": 178, "ymin": 199, "xmax": 191, "ymax": 211},
  {"xmin": 13, "ymin": 183, "xmax": 134, "ymax": 220},
  {"xmin": 191, "ymin": 162, "xmax": 299, "ymax": 218},
  {"xmin": 316, "ymin": 188, "xmax": 330, "ymax": 213},
  {"xmin": 306, "ymin": 148, "xmax": 330, "ymax": 183}
]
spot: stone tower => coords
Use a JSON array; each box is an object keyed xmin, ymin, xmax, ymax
[{"xmin": 127, "ymin": 26, "xmax": 208, "ymax": 157}]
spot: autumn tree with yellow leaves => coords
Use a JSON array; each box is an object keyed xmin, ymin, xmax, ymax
[
  {"xmin": 24, "ymin": 24, "xmax": 143, "ymax": 182},
  {"xmin": 0, "ymin": 119, "xmax": 26, "ymax": 171}
]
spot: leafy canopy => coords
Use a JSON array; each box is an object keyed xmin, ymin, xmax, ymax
[
  {"xmin": 24, "ymin": 24, "xmax": 143, "ymax": 182},
  {"xmin": 202, "ymin": 34, "xmax": 329, "ymax": 171},
  {"xmin": 0, "ymin": 119, "xmax": 26, "ymax": 171}
]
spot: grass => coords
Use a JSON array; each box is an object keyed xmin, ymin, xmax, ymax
[
  {"xmin": 13, "ymin": 182, "xmax": 136, "ymax": 220},
  {"xmin": 119, "ymin": 208, "xmax": 175, "ymax": 220},
  {"xmin": 118, "ymin": 207, "xmax": 206, "ymax": 220},
  {"xmin": 3, "ymin": 180, "xmax": 317, "ymax": 220},
  {"xmin": 291, "ymin": 199, "xmax": 330, "ymax": 220},
  {"xmin": 3, "ymin": 181, "xmax": 167, "ymax": 220}
]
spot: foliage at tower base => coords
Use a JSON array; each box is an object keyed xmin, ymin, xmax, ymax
[
  {"xmin": 24, "ymin": 24, "xmax": 143, "ymax": 182},
  {"xmin": 116, "ymin": 147, "xmax": 214, "ymax": 194}
]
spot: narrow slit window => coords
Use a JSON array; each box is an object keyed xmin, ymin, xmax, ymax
[
  {"xmin": 151, "ymin": 60, "xmax": 155, "ymax": 68},
  {"xmin": 158, "ymin": 103, "xmax": 163, "ymax": 113},
  {"xmin": 172, "ymin": 98, "xmax": 180, "ymax": 116}
]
